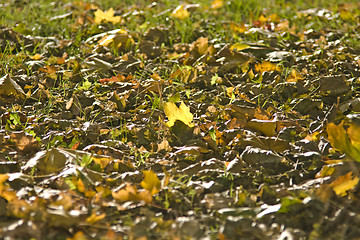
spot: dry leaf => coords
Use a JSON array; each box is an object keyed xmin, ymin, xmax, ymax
[
  {"xmin": 94, "ymin": 8, "xmax": 121, "ymax": 24},
  {"xmin": 140, "ymin": 170, "xmax": 161, "ymax": 195},
  {"xmin": 246, "ymin": 119, "xmax": 277, "ymax": 137},
  {"xmin": 286, "ymin": 68, "xmax": 304, "ymax": 82},
  {"xmin": 164, "ymin": 101, "xmax": 194, "ymax": 127},
  {"xmin": 211, "ymin": 0, "xmax": 224, "ymax": 9},
  {"xmin": 329, "ymin": 172, "xmax": 359, "ymax": 196},
  {"xmin": 112, "ymin": 183, "xmax": 139, "ymax": 202},
  {"xmin": 0, "ymin": 74, "xmax": 26, "ymax": 99},
  {"xmin": 171, "ymin": 5, "xmax": 190, "ymax": 20},
  {"xmin": 255, "ymin": 61, "xmax": 282, "ymax": 73}
]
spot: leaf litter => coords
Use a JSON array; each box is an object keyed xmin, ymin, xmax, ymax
[{"xmin": 1, "ymin": 0, "xmax": 360, "ymax": 239}]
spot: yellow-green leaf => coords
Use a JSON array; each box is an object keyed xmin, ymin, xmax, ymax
[
  {"xmin": 330, "ymin": 172, "xmax": 359, "ymax": 196},
  {"xmin": 347, "ymin": 122, "xmax": 360, "ymax": 149},
  {"xmin": 246, "ymin": 119, "xmax": 277, "ymax": 137},
  {"xmin": 164, "ymin": 101, "xmax": 194, "ymax": 127},
  {"xmin": 140, "ymin": 170, "xmax": 161, "ymax": 195},
  {"xmin": 327, "ymin": 122, "xmax": 360, "ymax": 160}
]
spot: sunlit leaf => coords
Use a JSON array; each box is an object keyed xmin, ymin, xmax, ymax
[
  {"xmin": 254, "ymin": 61, "xmax": 282, "ymax": 73},
  {"xmin": 29, "ymin": 53, "xmax": 43, "ymax": 60},
  {"xmin": 140, "ymin": 170, "xmax": 161, "ymax": 195},
  {"xmin": 164, "ymin": 101, "xmax": 194, "ymax": 127},
  {"xmin": 112, "ymin": 183, "xmax": 138, "ymax": 202},
  {"xmin": 229, "ymin": 22, "xmax": 247, "ymax": 33},
  {"xmin": 171, "ymin": 5, "xmax": 190, "ymax": 20},
  {"xmin": 230, "ymin": 43, "xmax": 250, "ymax": 51},
  {"xmin": 246, "ymin": 119, "xmax": 277, "ymax": 137},
  {"xmin": 66, "ymin": 231, "xmax": 88, "ymax": 240},
  {"xmin": 137, "ymin": 190, "xmax": 153, "ymax": 203},
  {"xmin": 329, "ymin": 172, "xmax": 359, "ymax": 196},
  {"xmin": 211, "ymin": 0, "xmax": 224, "ymax": 9},
  {"xmin": 286, "ymin": 68, "xmax": 304, "ymax": 82},
  {"xmin": 0, "ymin": 174, "xmax": 17, "ymax": 202},
  {"xmin": 86, "ymin": 212, "xmax": 106, "ymax": 224},
  {"xmin": 192, "ymin": 37, "xmax": 209, "ymax": 55},
  {"xmin": 0, "ymin": 174, "xmax": 9, "ymax": 185},
  {"xmin": 327, "ymin": 122, "xmax": 360, "ymax": 160},
  {"xmin": 54, "ymin": 193, "xmax": 73, "ymax": 210},
  {"xmin": 346, "ymin": 122, "xmax": 360, "ymax": 149},
  {"xmin": 94, "ymin": 8, "xmax": 121, "ymax": 24},
  {"xmin": 92, "ymin": 157, "xmax": 111, "ymax": 169},
  {"xmin": 0, "ymin": 74, "xmax": 26, "ymax": 99}
]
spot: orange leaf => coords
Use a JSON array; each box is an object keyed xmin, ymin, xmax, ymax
[
  {"xmin": 137, "ymin": 190, "xmax": 153, "ymax": 203},
  {"xmin": 112, "ymin": 183, "xmax": 138, "ymax": 202},
  {"xmin": 211, "ymin": 0, "xmax": 224, "ymax": 9},
  {"xmin": 286, "ymin": 69, "xmax": 304, "ymax": 82},
  {"xmin": 86, "ymin": 212, "xmax": 106, "ymax": 224},
  {"xmin": 254, "ymin": 61, "xmax": 282, "ymax": 73}
]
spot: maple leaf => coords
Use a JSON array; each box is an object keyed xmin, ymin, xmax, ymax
[
  {"xmin": 164, "ymin": 101, "xmax": 194, "ymax": 127},
  {"xmin": 94, "ymin": 8, "xmax": 121, "ymax": 24},
  {"xmin": 329, "ymin": 172, "xmax": 359, "ymax": 196},
  {"xmin": 140, "ymin": 170, "xmax": 161, "ymax": 195}
]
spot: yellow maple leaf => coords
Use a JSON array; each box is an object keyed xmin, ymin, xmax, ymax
[
  {"xmin": 140, "ymin": 170, "xmax": 161, "ymax": 195},
  {"xmin": 171, "ymin": 5, "xmax": 190, "ymax": 20},
  {"xmin": 330, "ymin": 172, "xmax": 359, "ymax": 196},
  {"xmin": 164, "ymin": 101, "xmax": 194, "ymax": 127},
  {"xmin": 94, "ymin": 8, "xmax": 121, "ymax": 24}
]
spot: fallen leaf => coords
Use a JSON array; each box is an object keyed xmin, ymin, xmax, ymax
[
  {"xmin": 171, "ymin": 5, "xmax": 190, "ymax": 20},
  {"xmin": 140, "ymin": 170, "xmax": 161, "ymax": 195},
  {"xmin": 86, "ymin": 212, "xmax": 106, "ymax": 224},
  {"xmin": 94, "ymin": 8, "xmax": 121, "ymax": 24},
  {"xmin": 327, "ymin": 122, "xmax": 360, "ymax": 160},
  {"xmin": 0, "ymin": 74, "xmax": 26, "ymax": 99},
  {"xmin": 164, "ymin": 101, "xmax": 194, "ymax": 127},
  {"xmin": 329, "ymin": 172, "xmax": 359, "ymax": 196},
  {"xmin": 255, "ymin": 61, "xmax": 282, "ymax": 73},
  {"xmin": 211, "ymin": 0, "xmax": 224, "ymax": 9},
  {"xmin": 246, "ymin": 119, "xmax": 277, "ymax": 137},
  {"xmin": 286, "ymin": 68, "xmax": 304, "ymax": 82},
  {"xmin": 112, "ymin": 183, "xmax": 139, "ymax": 202}
]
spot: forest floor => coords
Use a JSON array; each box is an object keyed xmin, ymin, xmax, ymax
[{"xmin": 1, "ymin": 0, "xmax": 360, "ymax": 239}]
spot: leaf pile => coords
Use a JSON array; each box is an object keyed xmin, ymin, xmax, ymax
[{"xmin": 1, "ymin": 0, "xmax": 360, "ymax": 239}]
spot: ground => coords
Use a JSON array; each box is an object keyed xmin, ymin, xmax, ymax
[{"xmin": 1, "ymin": 0, "xmax": 360, "ymax": 239}]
